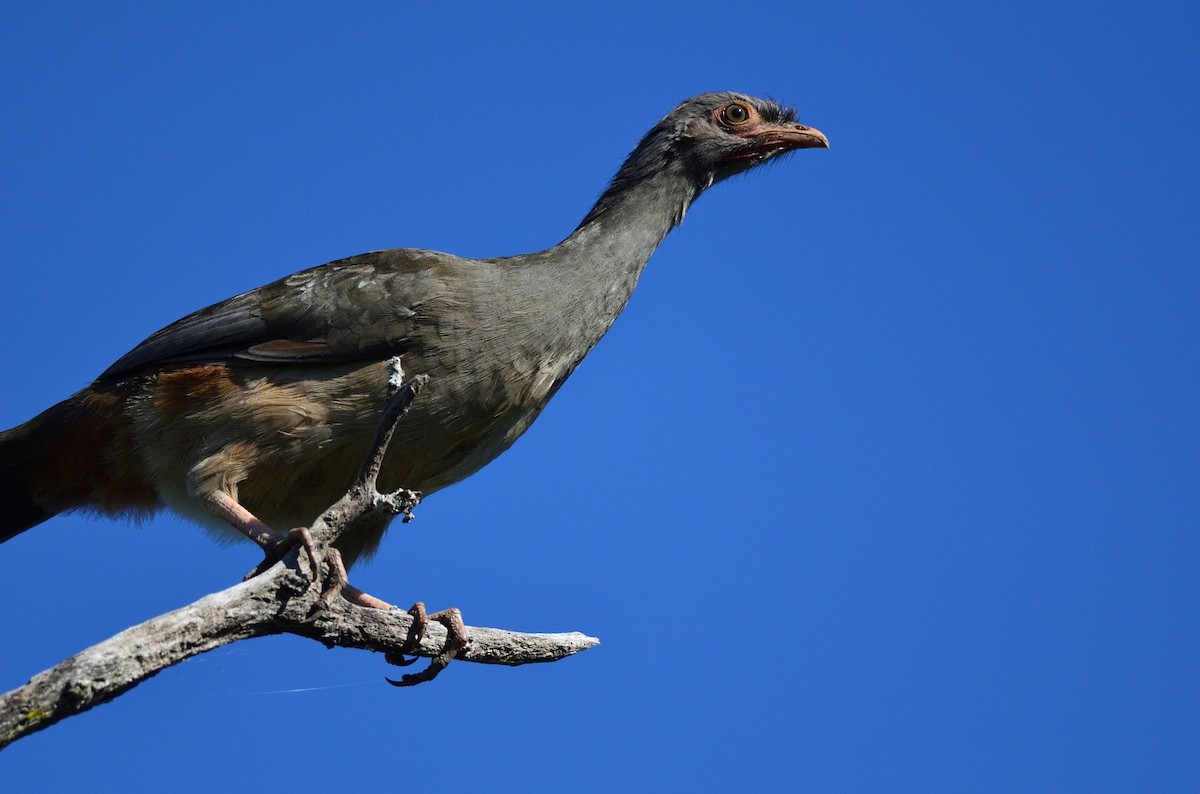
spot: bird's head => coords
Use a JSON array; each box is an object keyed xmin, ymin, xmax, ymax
[
  {"xmin": 665, "ymin": 92, "xmax": 828, "ymax": 186},
  {"xmin": 576, "ymin": 92, "xmax": 826, "ymax": 232}
]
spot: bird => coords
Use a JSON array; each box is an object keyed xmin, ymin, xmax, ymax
[{"xmin": 0, "ymin": 92, "xmax": 827, "ymax": 591}]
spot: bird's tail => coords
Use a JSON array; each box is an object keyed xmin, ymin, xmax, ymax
[
  {"xmin": 0, "ymin": 389, "xmax": 155, "ymax": 543},
  {"xmin": 0, "ymin": 401, "xmax": 72, "ymax": 542}
]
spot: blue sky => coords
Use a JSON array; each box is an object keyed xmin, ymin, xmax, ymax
[{"xmin": 2, "ymin": 1, "xmax": 1197, "ymax": 790}]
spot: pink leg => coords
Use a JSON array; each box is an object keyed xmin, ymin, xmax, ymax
[
  {"xmin": 202, "ymin": 491, "xmax": 320, "ymax": 580},
  {"xmin": 321, "ymin": 547, "xmax": 394, "ymax": 610}
]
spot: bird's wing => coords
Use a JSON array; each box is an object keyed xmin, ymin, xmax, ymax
[{"xmin": 96, "ymin": 248, "xmax": 460, "ymax": 382}]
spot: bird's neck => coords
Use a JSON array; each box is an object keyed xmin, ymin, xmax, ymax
[
  {"xmin": 531, "ymin": 159, "xmax": 699, "ymax": 349},
  {"xmin": 569, "ymin": 154, "xmax": 701, "ymax": 256},
  {"xmin": 552, "ymin": 156, "xmax": 700, "ymax": 293}
]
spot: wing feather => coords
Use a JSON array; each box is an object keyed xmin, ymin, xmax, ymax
[{"xmin": 96, "ymin": 248, "xmax": 455, "ymax": 382}]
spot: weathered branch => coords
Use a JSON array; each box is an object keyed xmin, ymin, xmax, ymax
[
  {"xmin": 0, "ymin": 559, "xmax": 598, "ymax": 748},
  {"xmin": 0, "ymin": 359, "xmax": 599, "ymax": 749}
]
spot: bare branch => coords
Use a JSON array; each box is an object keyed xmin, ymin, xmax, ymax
[
  {"xmin": 0, "ymin": 562, "xmax": 598, "ymax": 748},
  {"xmin": 0, "ymin": 359, "xmax": 599, "ymax": 748}
]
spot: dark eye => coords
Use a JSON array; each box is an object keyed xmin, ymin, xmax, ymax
[{"xmin": 721, "ymin": 102, "xmax": 752, "ymax": 126}]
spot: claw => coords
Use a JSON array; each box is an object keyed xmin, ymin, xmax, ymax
[{"xmin": 385, "ymin": 603, "xmax": 469, "ymax": 686}]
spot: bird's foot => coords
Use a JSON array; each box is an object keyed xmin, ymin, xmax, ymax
[
  {"xmin": 311, "ymin": 549, "xmax": 467, "ymax": 685},
  {"xmin": 385, "ymin": 601, "xmax": 470, "ymax": 687},
  {"xmin": 244, "ymin": 526, "xmax": 320, "ymax": 582}
]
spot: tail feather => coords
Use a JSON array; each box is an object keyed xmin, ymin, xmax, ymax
[
  {"xmin": 0, "ymin": 463, "xmax": 55, "ymax": 542},
  {"xmin": 0, "ymin": 491, "xmax": 55, "ymax": 542},
  {"xmin": 0, "ymin": 403, "xmax": 74, "ymax": 542},
  {"xmin": 1, "ymin": 389, "xmax": 158, "ymax": 543}
]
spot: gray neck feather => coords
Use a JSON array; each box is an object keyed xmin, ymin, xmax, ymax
[{"xmin": 523, "ymin": 152, "xmax": 702, "ymax": 363}]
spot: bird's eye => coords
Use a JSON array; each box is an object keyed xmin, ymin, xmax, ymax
[{"xmin": 720, "ymin": 102, "xmax": 752, "ymax": 126}]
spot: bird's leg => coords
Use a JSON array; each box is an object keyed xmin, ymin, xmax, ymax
[
  {"xmin": 201, "ymin": 491, "xmax": 320, "ymax": 581},
  {"xmin": 317, "ymin": 547, "xmax": 395, "ymax": 610},
  {"xmin": 385, "ymin": 601, "xmax": 470, "ymax": 686},
  {"xmin": 338, "ymin": 584, "xmax": 394, "ymax": 611}
]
